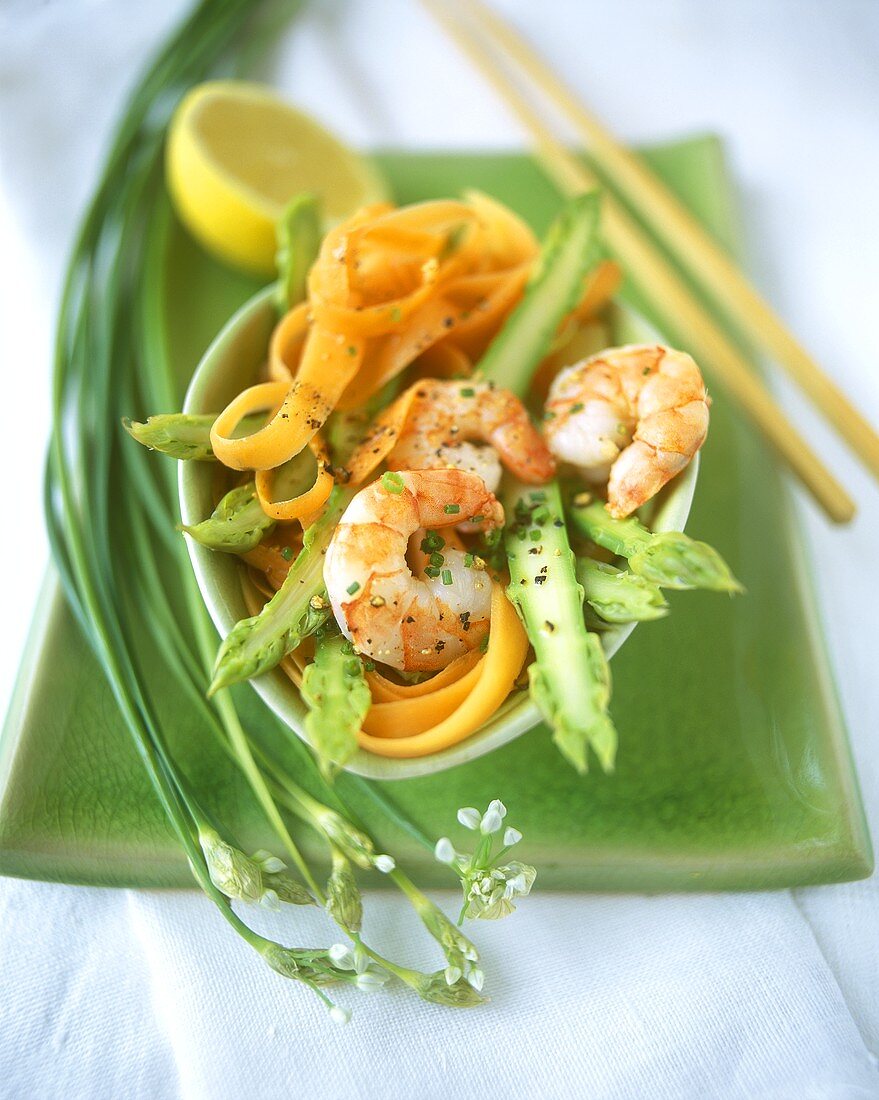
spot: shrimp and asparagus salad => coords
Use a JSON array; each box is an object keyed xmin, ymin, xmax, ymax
[{"xmin": 129, "ymin": 190, "xmax": 740, "ymax": 776}]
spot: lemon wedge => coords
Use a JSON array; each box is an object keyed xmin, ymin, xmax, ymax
[{"xmin": 166, "ymin": 81, "xmax": 388, "ymax": 276}]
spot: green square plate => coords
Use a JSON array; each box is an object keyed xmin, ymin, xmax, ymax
[{"xmin": 0, "ymin": 138, "xmax": 872, "ymax": 890}]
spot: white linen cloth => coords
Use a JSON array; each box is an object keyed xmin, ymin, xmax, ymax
[{"xmin": 1, "ymin": 2, "xmax": 878, "ymax": 1096}]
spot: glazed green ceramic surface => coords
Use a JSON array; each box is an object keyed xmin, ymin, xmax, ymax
[{"xmin": 0, "ymin": 139, "xmax": 871, "ymax": 889}]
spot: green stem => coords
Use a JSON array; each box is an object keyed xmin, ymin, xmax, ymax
[
  {"xmin": 338, "ymin": 777, "xmax": 436, "ymax": 853},
  {"xmin": 217, "ymin": 689, "xmax": 322, "ymax": 896}
]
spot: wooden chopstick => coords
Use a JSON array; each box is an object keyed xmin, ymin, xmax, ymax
[
  {"xmin": 420, "ymin": 0, "xmax": 857, "ymax": 523},
  {"xmin": 462, "ymin": 0, "xmax": 879, "ymax": 490}
]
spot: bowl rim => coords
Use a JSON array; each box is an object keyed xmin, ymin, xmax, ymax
[{"xmin": 180, "ymin": 285, "xmax": 699, "ymax": 779}]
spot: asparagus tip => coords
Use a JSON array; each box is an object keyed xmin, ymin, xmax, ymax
[{"xmin": 206, "ymin": 670, "xmax": 226, "ymax": 697}]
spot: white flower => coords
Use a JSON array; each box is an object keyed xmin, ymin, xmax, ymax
[
  {"xmin": 434, "ymin": 837, "xmax": 456, "ymax": 864},
  {"xmin": 503, "ymin": 862, "xmax": 537, "ymax": 902},
  {"xmin": 356, "ymin": 971, "xmax": 389, "ymax": 992},
  {"xmin": 463, "ymin": 862, "xmax": 536, "ymax": 920},
  {"xmin": 252, "ymin": 850, "xmax": 287, "ymax": 874},
  {"xmin": 457, "ymin": 807, "xmax": 481, "ymax": 830},
  {"xmin": 505, "ymin": 873, "xmax": 527, "ymax": 897},
  {"xmin": 373, "ymin": 854, "xmax": 395, "ymax": 873},
  {"xmin": 444, "ymin": 965, "xmax": 462, "ymax": 986},
  {"xmin": 468, "ymin": 968, "xmax": 485, "ymax": 991},
  {"xmin": 259, "ymin": 887, "xmax": 281, "ymax": 911},
  {"xmin": 443, "ymin": 797, "xmax": 537, "ymax": 930},
  {"xmin": 329, "ymin": 1005, "xmax": 351, "ymax": 1025},
  {"xmin": 329, "ymin": 943, "xmax": 356, "ymax": 969}
]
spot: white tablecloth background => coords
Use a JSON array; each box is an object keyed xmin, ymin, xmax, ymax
[{"xmin": 1, "ymin": 2, "xmax": 878, "ymax": 1097}]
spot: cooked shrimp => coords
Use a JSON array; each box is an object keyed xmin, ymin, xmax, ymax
[
  {"xmin": 386, "ymin": 380, "xmax": 555, "ymax": 491},
  {"xmin": 543, "ymin": 344, "xmax": 709, "ymax": 518},
  {"xmin": 324, "ymin": 469, "xmax": 504, "ymax": 672}
]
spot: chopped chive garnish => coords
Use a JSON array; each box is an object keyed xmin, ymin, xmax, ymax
[
  {"xmin": 460, "ymin": 387, "xmax": 476, "ymax": 397},
  {"xmin": 441, "ymin": 568, "xmax": 453, "ymax": 586},
  {"xmin": 347, "ymin": 345, "xmax": 357, "ymax": 357},
  {"xmin": 424, "ymin": 566, "xmax": 441, "ymax": 578},
  {"xmin": 543, "ymin": 410, "xmax": 556, "ymax": 421},
  {"xmin": 464, "ymin": 552, "xmax": 474, "ymax": 567},
  {"xmin": 280, "ymin": 546, "xmax": 294, "ymax": 561},
  {"xmin": 571, "ymin": 402, "xmax": 585, "ymax": 413},
  {"xmin": 470, "ymin": 513, "xmax": 484, "ymax": 523},
  {"xmin": 429, "ymin": 552, "xmax": 445, "ymax": 567},
  {"xmin": 530, "ymin": 528, "xmax": 542, "ymax": 541},
  {"xmin": 533, "ymin": 507, "xmax": 550, "ymax": 525},
  {"xmin": 444, "ymin": 504, "xmax": 460, "ymax": 514},
  {"xmin": 420, "ymin": 532, "xmax": 445, "ymax": 553},
  {"xmin": 381, "ymin": 471, "xmax": 405, "ymax": 494},
  {"xmin": 516, "ymin": 528, "xmax": 527, "ymax": 541},
  {"xmin": 529, "ymin": 490, "xmax": 546, "ymax": 502},
  {"xmin": 390, "ymin": 306, "xmax": 402, "ymax": 322},
  {"xmin": 346, "ymin": 581, "xmax": 360, "ymax": 595}
]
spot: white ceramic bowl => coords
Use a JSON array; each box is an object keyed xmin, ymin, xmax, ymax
[{"xmin": 180, "ymin": 287, "xmax": 698, "ymax": 779}]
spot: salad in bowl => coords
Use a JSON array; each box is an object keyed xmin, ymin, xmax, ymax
[{"xmin": 130, "ymin": 187, "xmax": 739, "ymax": 781}]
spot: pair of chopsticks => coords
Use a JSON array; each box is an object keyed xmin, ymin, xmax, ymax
[{"xmin": 421, "ymin": 0, "xmax": 879, "ymax": 524}]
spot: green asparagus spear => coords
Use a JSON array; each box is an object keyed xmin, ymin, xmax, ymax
[
  {"xmin": 124, "ymin": 413, "xmax": 264, "ymax": 461},
  {"xmin": 181, "ymin": 483, "xmax": 275, "ymax": 554},
  {"xmin": 301, "ymin": 626, "xmax": 371, "ymax": 780},
  {"xmin": 476, "ymin": 193, "xmax": 613, "ymax": 770},
  {"xmin": 568, "ymin": 498, "xmax": 742, "ymax": 592},
  {"xmin": 124, "ymin": 413, "xmax": 217, "ymax": 460},
  {"xmin": 275, "ymin": 192, "xmax": 321, "ymax": 311},
  {"xmin": 576, "ymin": 558, "xmax": 668, "ymax": 623},
  {"xmin": 478, "ymin": 191, "xmax": 602, "ymax": 398},
  {"xmin": 503, "ymin": 480, "xmax": 617, "ymax": 774},
  {"xmin": 209, "ymin": 488, "xmax": 352, "ymax": 694}
]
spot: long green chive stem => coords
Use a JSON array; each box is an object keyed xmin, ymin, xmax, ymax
[{"xmin": 43, "ymin": 0, "xmax": 335, "ymax": 983}]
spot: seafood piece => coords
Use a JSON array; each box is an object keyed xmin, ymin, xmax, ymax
[
  {"xmin": 543, "ymin": 344, "xmax": 709, "ymax": 517},
  {"xmin": 387, "ymin": 380, "xmax": 555, "ymax": 492},
  {"xmin": 324, "ymin": 469, "xmax": 503, "ymax": 671}
]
